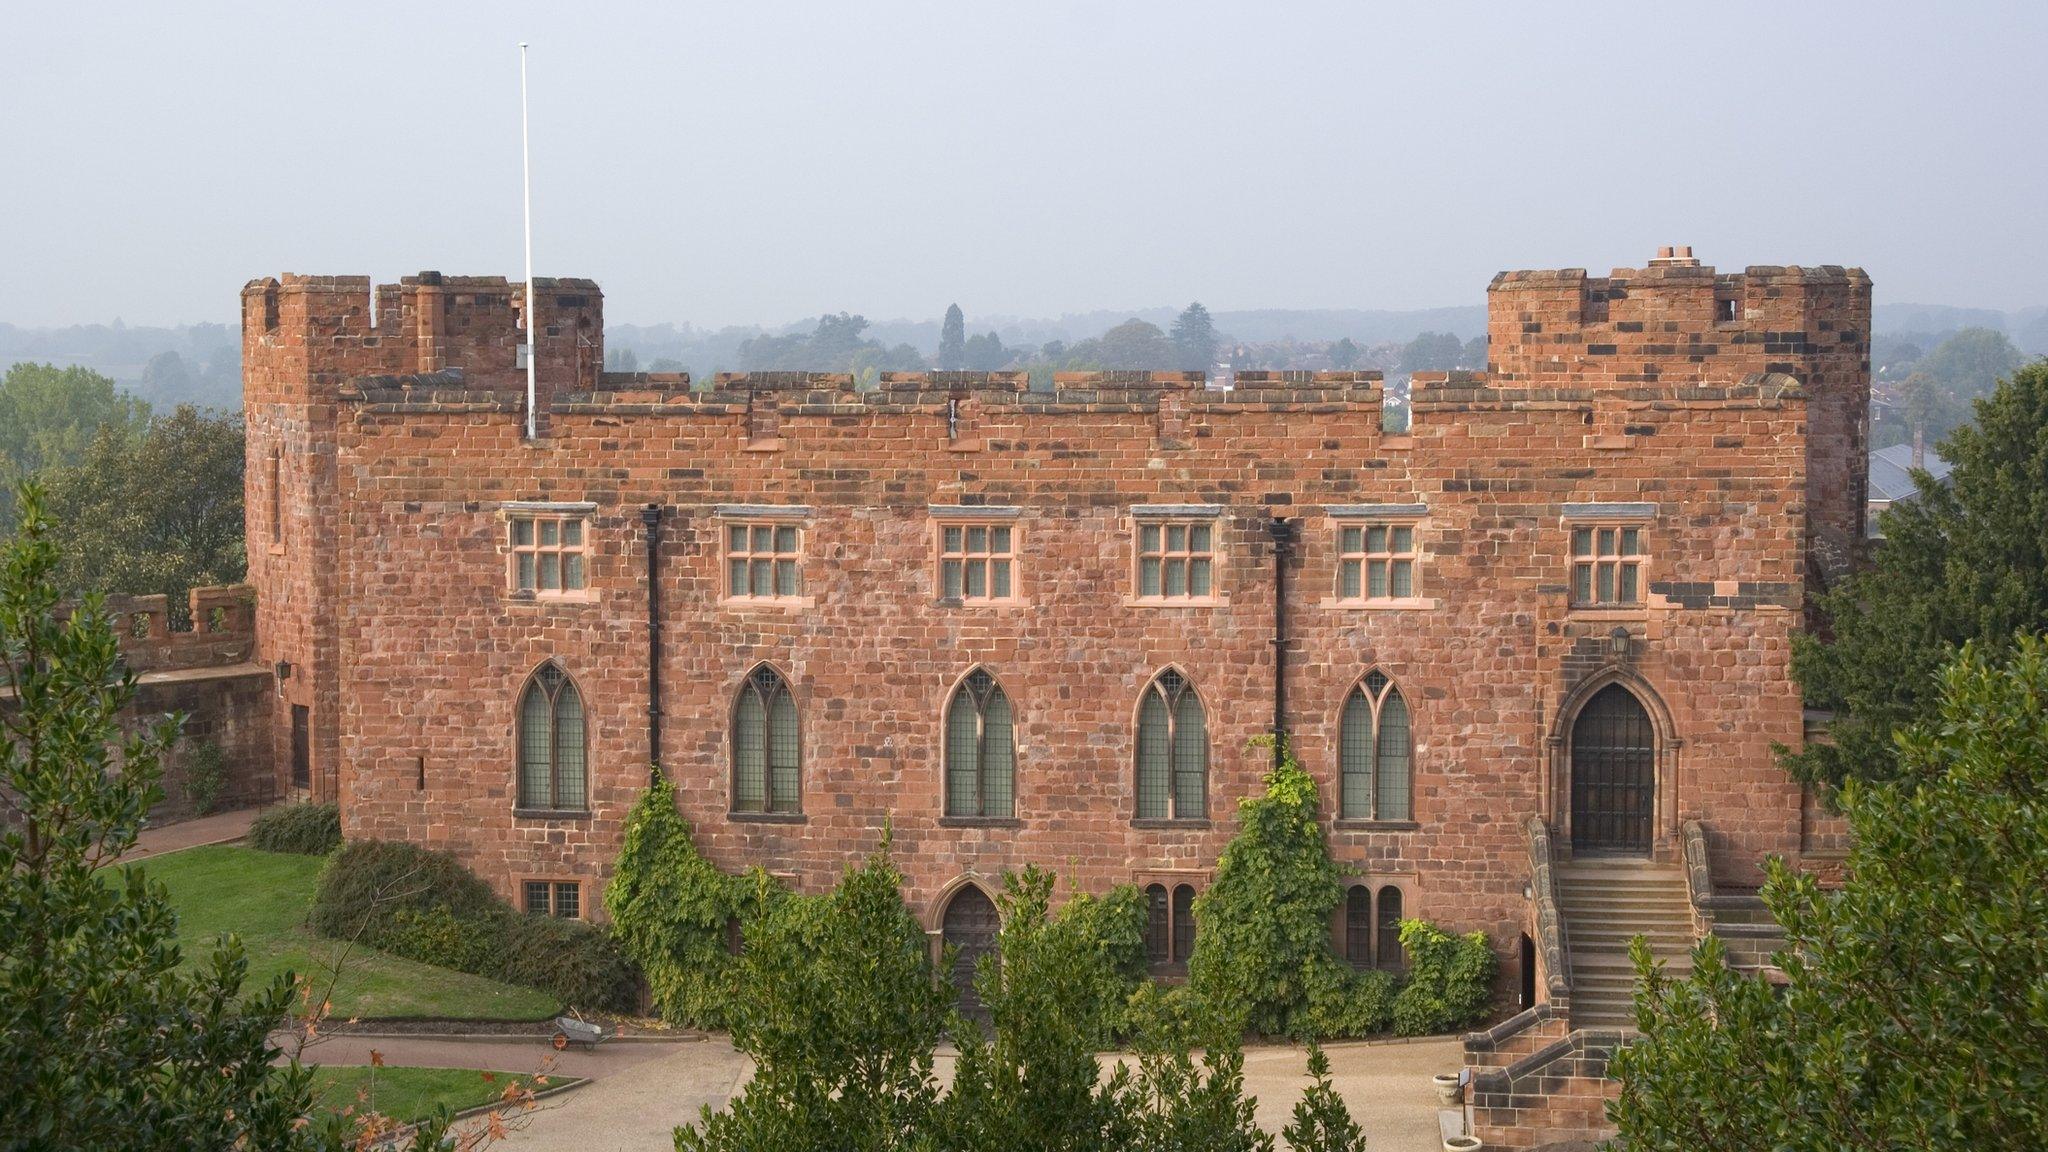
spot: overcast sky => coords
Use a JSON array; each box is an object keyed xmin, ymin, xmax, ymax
[{"xmin": 3, "ymin": 2, "xmax": 2043, "ymax": 328}]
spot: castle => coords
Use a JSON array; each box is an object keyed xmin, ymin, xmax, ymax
[{"xmin": 224, "ymin": 249, "xmax": 1866, "ymax": 1137}]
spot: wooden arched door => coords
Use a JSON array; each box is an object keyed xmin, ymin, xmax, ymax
[
  {"xmin": 941, "ymin": 885, "xmax": 1000, "ymax": 1021},
  {"xmin": 1570, "ymin": 684, "xmax": 1656, "ymax": 855}
]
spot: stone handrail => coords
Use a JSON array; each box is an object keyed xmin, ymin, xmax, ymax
[
  {"xmin": 1525, "ymin": 814, "xmax": 1571, "ymax": 1010},
  {"xmin": 1681, "ymin": 818, "xmax": 1718, "ymax": 935}
]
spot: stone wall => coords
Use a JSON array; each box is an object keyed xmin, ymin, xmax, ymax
[
  {"xmin": 47, "ymin": 585, "xmax": 275, "ymax": 821},
  {"xmin": 241, "ymin": 254, "xmax": 1868, "ymax": 1006}
]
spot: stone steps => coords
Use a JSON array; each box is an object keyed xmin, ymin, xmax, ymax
[{"xmin": 1557, "ymin": 861, "xmax": 1695, "ymax": 1026}]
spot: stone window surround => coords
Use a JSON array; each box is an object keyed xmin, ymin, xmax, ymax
[
  {"xmin": 714, "ymin": 504, "xmax": 814, "ymax": 610},
  {"xmin": 939, "ymin": 666, "xmax": 1020, "ymax": 824},
  {"xmin": 1563, "ymin": 502, "xmax": 1655, "ymax": 612},
  {"xmin": 520, "ymin": 876, "xmax": 585, "ymax": 920},
  {"xmin": 1335, "ymin": 668, "xmax": 1416, "ymax": 825},
  {"xmin": 503, "ymin": 501, "xmax": 597, "ymax": 603},
  {"xmin": 1336, "ymin": 874, "xmax": 1416, "ymax": 970},
  {"xmin": 1323, "ymin": 503, "xmax": 1436, "ymax": 610},
  {"xmin": 1127, "ymin": 504, "xmax": 1227, "ymax": 607},
  {"xmin": 930, "ymin": 505, "xmax": 1025, "ymax": 607},
  {"xmin": 1136, "ymin": 868, "xmax": 1209, "ymax": 976}
]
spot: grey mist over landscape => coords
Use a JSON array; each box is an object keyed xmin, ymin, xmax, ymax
[{"xmin": 3, "ymin": 1, "xmax": 2046, "ymax": 401}]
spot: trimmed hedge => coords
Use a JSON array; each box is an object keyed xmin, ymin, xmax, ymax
[
  {"xmin": 311, "ymin": 839, "xmax": 636, "ymax": 1012},
  {"xmin": 247, "ymin": 802, "xmax": 341, "ymax": 856}
]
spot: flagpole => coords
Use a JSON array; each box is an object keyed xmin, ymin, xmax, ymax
[{"xmin": 520, "ymin": 42, "xmax": 537, "ymax": 440}]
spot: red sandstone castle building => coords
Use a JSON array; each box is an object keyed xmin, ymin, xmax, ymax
[{"xmin": 239, "ymin": 250, "xmax": 1867, "ymax": 1074}]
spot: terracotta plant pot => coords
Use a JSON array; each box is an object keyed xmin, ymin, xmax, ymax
[
  {"xmin": 1443, "ymin": 1137, "xmax": 1483, "ymax": 1152},
  {"xmin": 1433, "ymin": 1072, "xmax": 1464, "ymax": 1106}
]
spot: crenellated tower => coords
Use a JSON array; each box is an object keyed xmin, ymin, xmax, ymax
[
  {"xmin": 1485, "ymin": 247, "xmax": 1872, "ymax": 584},
  {"xmin": 241, "ymin": 272, "xmax": 605, "ymax": 801}
]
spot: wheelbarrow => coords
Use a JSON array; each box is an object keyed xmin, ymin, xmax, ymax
[{"xmin": 551, "ymin": 1011, "xmax": 609, "ymax": 1051}]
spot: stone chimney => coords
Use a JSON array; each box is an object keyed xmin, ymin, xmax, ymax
[{"xmin": 1647, "ymin": 245, "xmax": 1701, "ymax": 268}]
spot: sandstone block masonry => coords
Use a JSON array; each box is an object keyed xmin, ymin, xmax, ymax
[{"xmin": 240, "ymin": 252, "xmax": 1869, "ymax": 1003}]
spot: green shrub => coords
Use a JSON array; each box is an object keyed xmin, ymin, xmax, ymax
[
  {"xmin": 497, "ymin": 911, "xmax": 638, "ymax": 1012},
  {"xmin": 310, "ymin": 838, "xmax": 636, "ymax": 1012},
  {"xmin": 604, "ymin": 778, "xmax": 781, "ymax": 1028},
  {"xmin": 180, "ymin": 740, "xmax": 228, "ymax": 815},
  {"xmin": 381, "ymin": 906, "xmax": 502, "ymax": 974},
  {"xmin": 247, "ymin": 801, "xmax": 341, "ymax": 856},
  {"xmin": 1185, "ymin": 742, "xmax": 1352, "ymax": 1038},
  {"xmin": 1051, "ymin": 882, "xmax": 1149, "ymax": 1045},
  {"xmin": 310, "ymin": 839, "xmax": 499, "ymax": 940},
  {"xmin": 1298, "ymin": 967, "xmax": 1398, "ymax": 1039},
  {"xmin": 1391, "ymin": 919, "xmax": 1497, "ymax": 1035}
]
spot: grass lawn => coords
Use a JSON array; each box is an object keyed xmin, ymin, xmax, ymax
[
  {"xmin": 138, "ymin": 843, "xmax": 560, "ymax": 1021},
  {"xmin": 308, "ymin": 1065, "xmax": 576, "ymax": 1123}
]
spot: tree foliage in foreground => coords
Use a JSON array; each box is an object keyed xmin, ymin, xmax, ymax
[
  {"xmin": 0, "ymin": 484, "xmax": 454, "ymax": 1151},
  {"xmin": 675, "ymin": 841, "xmax": 951, "ymax": 1152},
  {"xmin": 39, "ymin": 404, "xmax": 246, "ymax": 625},
  {"xmin": 1788, "ymin": 361, "xmax": 2048, "ymax": 790},
  {"xmin": 1611, "ymin": 635, "xmax": 2048, "ymax": 1151},
  {"xmin": 0, "ymin": 362, "xmax": 150, "ymax": 534}
]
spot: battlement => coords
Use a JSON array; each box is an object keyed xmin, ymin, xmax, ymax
[
  {"xmin": 241, "ymin": 272, "xmax": 605, "ymax": 400},
  {"xmin": 1487, "ymin": 252, "xmax": 1871, "ymax": 388},
  {"xmin": 57, "ymin": 585, "xmax": 258, "ymax": 675}
]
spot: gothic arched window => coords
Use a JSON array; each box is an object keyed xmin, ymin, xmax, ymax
[
  {"xmin": 517, "ymin": 662, "xmax": 586, "ymax": 810},
  {"xmin": 1136, "ymin": 669, "xmax": 1207, "ymax": 820},
  {"xmin": 1340, "ymin": 670, "xmax": 1411, "ymax": 820},
  {"xmin": 945, "ymin": 669, "xmax": 1015, "ymax": 819},
  {"xmin": 733, "ymin": 665, "xmax": 800, "ymax": 815}
]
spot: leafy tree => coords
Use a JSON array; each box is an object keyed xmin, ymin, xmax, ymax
[
  {"xmin": 962, "ymin": 331, "xmax": 1009, "ymax": 372},
  {"xmin": 939, "ymin": 304, "xmax": 967, "ymax": 371},
  {"xmin": 739, "ymin": 314, "xmax": 927, "ymax": 374},
  {"xmin": 39, "ymin": 405, "xmax": 245, "ymax": 626},
  {"xmin": 1087, "ymin": 319, "xmax": 1172, "ymax": 370},
  {"xmin": 1879, "ymin": 327, "xmax": 2032, "ymax": 450},
  {"xmin": 140, "ymin": 349, "xmax": 196, "ymax": 404},
  {"xmin": 936, "ymin": 867, "xmax": 1132, "ymax": 1151},
  {"xmin": 0, "ymin": 362, "xmax": 149, "ymax": 532},
  {"xmin": 605, "ymin": 346, "xmax": 640, "ymax": 372},
  {"xmin": 0, "ymin": 483, "xmax": 441, "ymax": 1151},
  {"xmin": 1610, "ymin": 635, "xmax": 2048, "ymax": 1151},
  {"xmin": 1171, "ymin": 302, "xmax": 1218, "ymax": 372},
  {"xmin": 676, "ymin": 840, "xmax": 952, "ymax": 1152},
  {"xmin": 1099, "ymin": 1042, "xmax": 1274, "ymax": 1152},
  {"xmin": 1397, "ymin": 331, "xmax": 1465, "ymax": 374},
  {"xmin": 1788, "ymin": 362, "xmax": 2048, "ymax": 790},
  {"xmin": 1280, "ymin": 1043, "xmax": 1367, "ymax": 1152},
  {"xmin": 1328, "ymin": 338, "xmax": 1361, "ymax": 370}
]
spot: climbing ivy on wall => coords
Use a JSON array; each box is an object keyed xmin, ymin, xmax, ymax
[
  {"xmin": 604, "ymin": 777, "xmax": 781, "ymax": 1028},
  {"xmin": 1185, "ymin": 739, "xmax": 1490, "ymax": 1039},
  {"xmin": 1186, "ymin": 741, "xmax": 1390, "ymax": 1038}
]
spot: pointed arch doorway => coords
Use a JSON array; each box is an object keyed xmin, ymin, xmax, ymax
[
  {"xmin": 1569, "ymin": 683, "xmax": 1657, "ymax": 855},
  {"xmin": 940, "ymin": 884, "xmax": 1000, "ymax": 1021}
]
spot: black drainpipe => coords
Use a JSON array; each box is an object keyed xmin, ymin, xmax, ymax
[
  {"xmin": 641, "ymin": 503, "xmax": 664, "ymax": 781},
  {"xmin": 1267, "ymin": 514, "xmax": 1298, "ymax": 767}
]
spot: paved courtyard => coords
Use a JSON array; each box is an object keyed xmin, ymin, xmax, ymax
[{"xmin": 475, "ymin": 1034, "xmax": 1462, "ymax": 1151}]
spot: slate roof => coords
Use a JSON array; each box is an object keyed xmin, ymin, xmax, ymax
[{"xmin": 1869, "ymin": 443, "xmax": 1953, "ymax": 504}]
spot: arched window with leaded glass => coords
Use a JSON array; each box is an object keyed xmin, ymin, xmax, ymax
[
  {"xmin": 732, "ymin": 665, "xmax": 800, "ymax": 815},
  {"xmin": 1135, "ymin": 669, "xmax": 1206, "ymax": 820},
  {"xmin": 516, "ymin": 662, "xmax": 586, "ymax": 811},
  {"xmin": 1339, "ymin": 669, "xmax": 1411, "ymax": 821},
  {"xmin": 945, "ymin": 668, "xmax": 1015, "ymax": 819}
]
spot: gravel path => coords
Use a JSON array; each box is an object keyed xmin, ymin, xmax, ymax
[{"xmin": 483, "ymin": 1034, "xmax": 1464, "ymax": 1151}]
